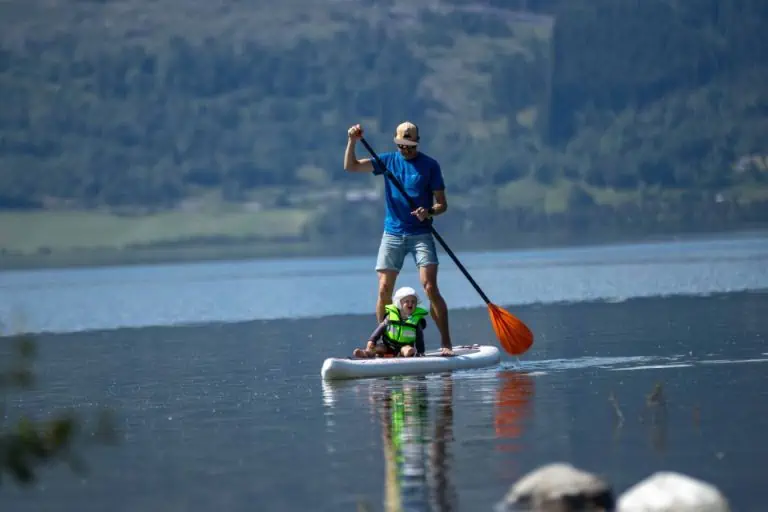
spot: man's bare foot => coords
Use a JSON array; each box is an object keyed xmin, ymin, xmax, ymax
[{"xmin": 440, "ymin": 347, "xmax": 454, "ymax": 357}]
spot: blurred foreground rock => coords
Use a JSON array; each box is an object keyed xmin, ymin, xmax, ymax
[
  {"xmin": 497, "ymin": 462, "xmax": 614, "ymax": 511},
  {"xmin": 618, "ymin": 471, "xmax": 730, "ymax": 512},
  {"xmin": 497, "ymin": 463, "xmax": 730, "ymax": 512}
]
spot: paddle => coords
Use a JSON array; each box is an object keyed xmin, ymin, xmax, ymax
[{"xmin": 359, "ymin": 137, "xmax": 534, "ymax": 356}]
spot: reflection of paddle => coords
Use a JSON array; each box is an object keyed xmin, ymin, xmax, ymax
[
  {"xmin": 360, "ymin": 138, "xmax": 534, "ymax": 356},
  {"xmin": 494, "ymin": 370, "xmax": 535, "ymax": 451}
]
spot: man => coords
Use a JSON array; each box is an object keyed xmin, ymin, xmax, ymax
[{"xmin": 344, "ymin": 121, "xmax": 453, "ymax": 356}]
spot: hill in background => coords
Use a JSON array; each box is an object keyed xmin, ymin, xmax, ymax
[{"xmin": 1, "ymin": 0, "xmax": 767, "ymax": 265}]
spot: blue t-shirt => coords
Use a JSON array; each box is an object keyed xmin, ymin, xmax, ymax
[{"xmin": 372, "ymin": 151, "xmax": 445, "ymax": 236}]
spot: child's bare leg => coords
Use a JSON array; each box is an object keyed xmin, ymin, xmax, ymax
[{"xmin": 400, "ymin": 346, "xmax": 416, "ymax": 357}]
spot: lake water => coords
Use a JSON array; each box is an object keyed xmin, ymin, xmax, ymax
[{"xmin": 1, "ymin": 233, "xmax": 768, "ymax": 511}]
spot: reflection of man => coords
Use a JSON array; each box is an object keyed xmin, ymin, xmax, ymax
[{"xmin": 376, "ymin": 376, "xmax": 458, "ymax": 512}]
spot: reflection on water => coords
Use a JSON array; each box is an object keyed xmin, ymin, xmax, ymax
[
  {"xmin": 322, "ymin": 371, "xmax": 538, "ymax": 512},
  {"xmin": 323, "ymin": 375, "xmax": 460, "ymax": 512},
  {"xmin": 609, "ymin": 382, "xmax": 670, "ymax": 457},
  {"xmin": 494, "ymin": 370, "xmax": 535, "ymax": 454},
  {"xmin": 2, "ymin": 289, "xmax": 768, "ymax": 512},
  {"xmin": 372, "ymin": 375, "xmax": 458, "ymax": 512},
  {"xmin": 645, "ymin": 383, "xmax": 668, "ymax": 456}
]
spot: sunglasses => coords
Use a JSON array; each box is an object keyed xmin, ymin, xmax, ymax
[{"xmin": 397, "ymin": 144, "xmax": 417, "ymax": 150}]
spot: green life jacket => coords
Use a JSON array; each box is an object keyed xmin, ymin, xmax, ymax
[{"xmin": 383, "ymin": 304, "xmax": 429, "ymax": 346}]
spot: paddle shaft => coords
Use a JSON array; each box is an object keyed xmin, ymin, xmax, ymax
[{"xmin": 359, "ymin": 137, "xmax": 492, "ymax": 306}]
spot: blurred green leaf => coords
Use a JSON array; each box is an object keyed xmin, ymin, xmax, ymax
[{"xmin": 1, "ymin": 334, "xmax": 117, "ymax": 487}]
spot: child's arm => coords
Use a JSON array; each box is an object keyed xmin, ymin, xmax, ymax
[
  {"xmin": 415, "ymin": 319, "xmax": 427, "ymax": 355},
  {"xmin": 367, "ymin": 319, "xmax": 389, "ymax": 345}
]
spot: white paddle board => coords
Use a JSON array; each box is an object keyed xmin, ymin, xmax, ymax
[{"xmin": 320, "ymin": 344, "xmax": 501, "ymax": 380}]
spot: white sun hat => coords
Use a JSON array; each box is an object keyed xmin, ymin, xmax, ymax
[{"xmin": 392, "ymin": 286, "xmax": 420, "ymax": 308}]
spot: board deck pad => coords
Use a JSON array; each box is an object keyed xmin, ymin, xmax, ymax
[{"xmin": 321, "ymin": 344, "xmax": 500, "ymax": 380}]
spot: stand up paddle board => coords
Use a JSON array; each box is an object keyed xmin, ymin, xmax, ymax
[{"xmin": 320, "ymin": 344, "xmax": 500, "ymax": 380}]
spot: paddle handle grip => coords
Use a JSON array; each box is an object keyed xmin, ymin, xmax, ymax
[{"xmin": 359, "ymin": 138, "xmax": 492, "ymax": 306}]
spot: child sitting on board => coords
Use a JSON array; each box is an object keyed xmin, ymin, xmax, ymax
[{"xmin": 353, "ymin": 286, "xmax": 429, "ymax": 358}]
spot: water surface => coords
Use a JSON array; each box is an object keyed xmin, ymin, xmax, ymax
[
  {"xmin": 1, "ymin": 233, "xmax": 767, "ymax": 511},
  {"xmin": 1, "ymin": 233, "xmax": 767, "ymax": 334},
  {"xmin": 1, "ymin": 290, "xmax": 767, "ymax": 511}
]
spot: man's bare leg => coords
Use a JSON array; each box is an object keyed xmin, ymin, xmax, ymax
[
  {"xmin": 377, "ymin": 270, "xmax": 398, "ymax": 322},
  {"xmin": 420, "ymin": 264, "xmax": 453, "ymax": 354}
]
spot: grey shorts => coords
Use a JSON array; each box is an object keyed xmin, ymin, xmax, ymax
[{"xmin": 375, "ymin": 232, "xmax": 439, "ymax": 272}]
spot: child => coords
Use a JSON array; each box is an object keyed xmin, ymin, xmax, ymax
[{"xmin": 353, "ymin": 286, "xmax": 429, "ymax": 358}]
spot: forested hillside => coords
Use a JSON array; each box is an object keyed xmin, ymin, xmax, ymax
[{"xmin": 1, "ymin": 0, "xmax": 767, "ymax": 262}]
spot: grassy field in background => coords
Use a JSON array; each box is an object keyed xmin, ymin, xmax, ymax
[
  {"xmin": 4, "ymin": 182, "xmax": 768, "ymax": 255},
  {"xmin": 497, "ymin": 179, "xmax": 768, "ymax": 214},
  {"xmin": 497, "ymin": 177, "xmax": 640, "ymax": 214},
  {"xmin": 2, "ymin": 181, "xmax": 767, "ymax": 270},
  {"xmin": 497, "ymin": 178, "xmax": 574, "ymax": 214},
  {"xmin": 0, "ymin": 208, "xmax": 313, "ymax": 254}
]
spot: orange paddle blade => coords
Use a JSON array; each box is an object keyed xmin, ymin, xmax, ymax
[{"xmin": 488, "ymin": 303, "xmax": 534, "ymax": 356}]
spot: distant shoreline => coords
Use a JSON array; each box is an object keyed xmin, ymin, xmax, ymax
[{"xmin": 2, "ymin": 226, "xmax": 766, "ymax": 273}]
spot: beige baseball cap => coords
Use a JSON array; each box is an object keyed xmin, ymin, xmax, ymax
[{"xmin": 393, "ymin": 121, "xmax": 420, "ymax": 147}]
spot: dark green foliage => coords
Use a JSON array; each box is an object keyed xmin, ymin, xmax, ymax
[
  {"xmin": 1, "ymin": 334, "xmax": 117, "ymax": 487},
  {"xmin": 0, "ymin": 0, "xmax": 767, "ymax": 238}
]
